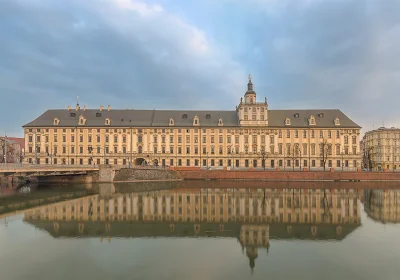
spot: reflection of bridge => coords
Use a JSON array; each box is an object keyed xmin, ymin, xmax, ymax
[{"xmin": 0, "ymin": 163, "xmax": 99, "ymax": 177}]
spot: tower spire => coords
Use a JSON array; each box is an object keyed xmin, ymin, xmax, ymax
[{"xmin": 247, "ymin": 74, "xmax": 253, "ymax": 91}]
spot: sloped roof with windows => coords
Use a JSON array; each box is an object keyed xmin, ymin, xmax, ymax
[{"xmin": 22, "ymin": 108, "xmax": 360, "ymax": 128}]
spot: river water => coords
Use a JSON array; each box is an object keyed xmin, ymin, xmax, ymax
[{"xmin": 1, "ymin": 181, "xmax": 400, "ymax": 280}]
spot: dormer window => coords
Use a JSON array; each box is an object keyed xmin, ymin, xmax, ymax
[
  {"xmin": 205, "ymin": 114, "xmax": 211, "ymax": 119},
  {"xmin": 105, "ymin": 118, "xmax": 111, "ymax": 125},
  {"xmin": 285, "ymin": 118, "xmax": 291, "ymax": 126},
  {"xmin": 308, "ymin": 115, "xmax": 316, "ymax": 126},
  {"xmin": 96, "ymin": 112, "xmax": 102, "ymax": 117},
  {"xmin": 70, "ymin": 112, "xmax": 76, "ymax": 117},
  {"xmin": 294, "ymin": 113, "xmax": 300, "ymax": 118},
  {"xmin": 193, "ymin": 116, "xmax": 200, "ymax": 126},
  {"xmin": 53, "ymin": 118, "xmax": 60, "ymax": 125},
  {"xmin": 79, "ymin": 115, "xmax": 86, "ymax": 125},
  {"xmin": 182, "ymin": 114, "xmax": 188, "ymax": 119},
  {"xmin": 334, "ymin": 117, "xmax": 340, "ymax": 126},
  {"xmin": 318, "ymin": 112, "xmax": 325, "ymax": 118},
  {"xmin": 169, "ymin": 118, "xmax": 174, "ymax": 126},
  {"xmin": 218, "ymin": 118, "xmax": 223, "ymax": 126}
]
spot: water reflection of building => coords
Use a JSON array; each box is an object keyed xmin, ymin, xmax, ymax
[
  {"xmin": 24, "ymin": 188, "xmax": 361, "ymax": 272},
  {"xmin": 364, "ymin": 189, "xmax": 400, "ymax": 223}
]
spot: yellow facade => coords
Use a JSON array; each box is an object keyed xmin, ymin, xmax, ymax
[
  {"xmin": 363, "ymin": 127, "xmax": 400, "ymax": 170},
  {"xmin": 23, "ymin": 126, "xmax": 362, "ymax": 169}
]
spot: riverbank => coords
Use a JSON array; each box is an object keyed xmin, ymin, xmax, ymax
[
  {"xmin": 8, "ymin": 166, "xmax": 400, "ymax": 184},
  {"xmin": 175, "ymin": 168, "xmax": 400, "ymax": 181}
]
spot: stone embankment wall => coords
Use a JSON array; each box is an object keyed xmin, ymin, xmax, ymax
[
  {"xmin": 177, "ymin": 169, "xmax": 400, "ymax": 181},
  {"xmin": 38, "ymin": 174, "xmax": 94, "ymax": 184},
  {"xmin": 113, "ymin": 168, "xmax": 182, "ymax": 182}
]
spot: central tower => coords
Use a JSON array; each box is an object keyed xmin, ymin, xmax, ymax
[{"xmin": 237, "ymin": 74, "xmax": 269, "ymax": 126}]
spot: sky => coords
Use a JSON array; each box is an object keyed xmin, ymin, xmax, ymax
[{"xmin": 1, "ymin": 0, "xmax": 400, "ymax": 137}]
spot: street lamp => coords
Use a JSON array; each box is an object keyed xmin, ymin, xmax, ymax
[
  {"xmin": 393, "ymin": 139, "xmax": 396, "ymax": 172},
  {"xmin": 299, "ymin": 149, "xmax": 302, "ymax": 170},
  {"xmin": 46, "ymin": 145, "xmax": 56, "ymax": 165},
  {"xmin": 260, "ymin": 149, "xmax": 269, "ymax": 170},
  {"xmin": 148, "ymin": 142, "xmax": 157, "ymax": 166},
  {"xmin": 88, "ymin": 146, "xmax": 95, "ymax": 166},
  {"xmin": 341, "ymin": 148, "xmax": 345, "ymax": 171},
  {"xmin": 227, "ymin": 144, "xmax": 234, "ymax": 169}
]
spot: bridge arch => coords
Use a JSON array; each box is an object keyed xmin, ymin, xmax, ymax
[{"xmin": 134, "ymin": 157, "xmax": 147, "ymax": 166}]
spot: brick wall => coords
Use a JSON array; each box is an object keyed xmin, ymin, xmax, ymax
[{"xmin": 178, "ymin": 170, "xmax": 400, "ymax": 181}]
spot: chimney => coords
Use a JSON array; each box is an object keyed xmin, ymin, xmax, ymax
[
  {"xmin": 108, "ymin": 105, "xmax": 111, "ymax": 111},
  {"xmin": 76, "ymin": 104, "xmax": 80, "ymax": 111},
  {"xmin": 67, "ymin": 105, "xmax": 71, "ymax": 111},
  {"xmin": 100, "ymin": 105, "xmax": 104, "ymax": 111},
  {"xmin": 84, "ymin": 105, "xmax": 87, "ymax": 111}
]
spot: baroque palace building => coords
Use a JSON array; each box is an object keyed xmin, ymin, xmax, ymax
[
  {"xmin": 363, "ymin": 127, "xmax": 400, "ymax": 171},
  {"xmin": 23, "ymin": 75, "xmax": 361, "ymax": 169}
]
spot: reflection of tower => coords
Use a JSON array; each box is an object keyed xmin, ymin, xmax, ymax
[
  {"xmin": 239, "ymin": 224, "xmax": 269, "ymax": 274},
  {"xmin": 246, "ymin": 246, "xmax": 258, "ymax": 274}
]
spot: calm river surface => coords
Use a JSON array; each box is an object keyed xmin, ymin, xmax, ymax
[{"xmin": 1, "ymin": 181, "xmax": 400, "ymax": 280}]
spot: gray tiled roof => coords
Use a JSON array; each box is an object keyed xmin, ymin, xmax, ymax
[
  {"xmin": 268, "ymin": 109, "xmax": 360, "ymax": 128},
  {"xmin": 23, "ymin": 108, "xmax": 360, "ymax": 128}
]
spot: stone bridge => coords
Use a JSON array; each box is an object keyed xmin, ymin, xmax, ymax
[
  {"xmin": 0, "ymin": 163, "xmax": 99, "ymax": 177},
  {"xmin": 0, "ymin": 164, "xmax": 181, "ymax": 183}
]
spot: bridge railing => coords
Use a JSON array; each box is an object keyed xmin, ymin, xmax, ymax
[{"xmin": 0, "ymin": 163, "xmax": 98, "ymax": 170}]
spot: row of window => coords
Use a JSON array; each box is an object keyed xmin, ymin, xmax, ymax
[
  {"xmin": 28, "ymin": 157, "xmax": 358, "ymax": 168},
  {"xmin": 28, "ymin": 143, "xmax": 358, "ymax": 156},
  {"xmin": 28, "ymin": 127, "xmax": 359, "ymax": 135},
  {"xmin": 28, "ymin": 133, "xmax": 358, "ymax": 146}
]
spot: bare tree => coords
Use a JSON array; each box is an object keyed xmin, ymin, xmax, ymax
[
  {"xmin": 259, "ymin": 149, "xmax": 269, "ymax": 170},
  {"xmin": 287, "ymin": 145, "xmax": 300, "ymax": 171},
  {"xmin": 363, "ymin": 146, "xmax": 376, "ymax": 171},
  {"xmin": 319, "ymin": 139, "xmax": 331, "ymax": 171},
  {"xmin": 0, "ymin": 139, "xmax": 17, "ymax": 163}
]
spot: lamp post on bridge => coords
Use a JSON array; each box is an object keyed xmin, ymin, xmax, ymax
[
  {"xmin": 46, "ymin": 145, "xmax": 56, "ymax": 165},
  {"xmin": 88, "ymin": 146, "xmax": 94, "ymax": 166},
  {"xmin": 4, "ymin": 133, "xmax": 7, "ymax": 166}
]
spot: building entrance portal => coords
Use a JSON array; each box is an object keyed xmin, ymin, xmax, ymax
[{"xmin": 135, "ymin": 158, "xmax": 147, "ymax": 166}]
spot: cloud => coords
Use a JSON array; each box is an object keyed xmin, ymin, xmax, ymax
[
  {"xmin": 197, "ymin": 0, "xmax": 400, "ymax": 132},
  {"xmin": 0, "ymin": 0, "xmax": 245, "ymax": 136},
  {"xmin": 1, "ymin": 0, "xmax": 400, "ymax": 136}
]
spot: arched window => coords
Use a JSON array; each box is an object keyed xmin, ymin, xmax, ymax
[{"xmin": 138, "ymin": 146, "xmax": 142, "ymax": 153}]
